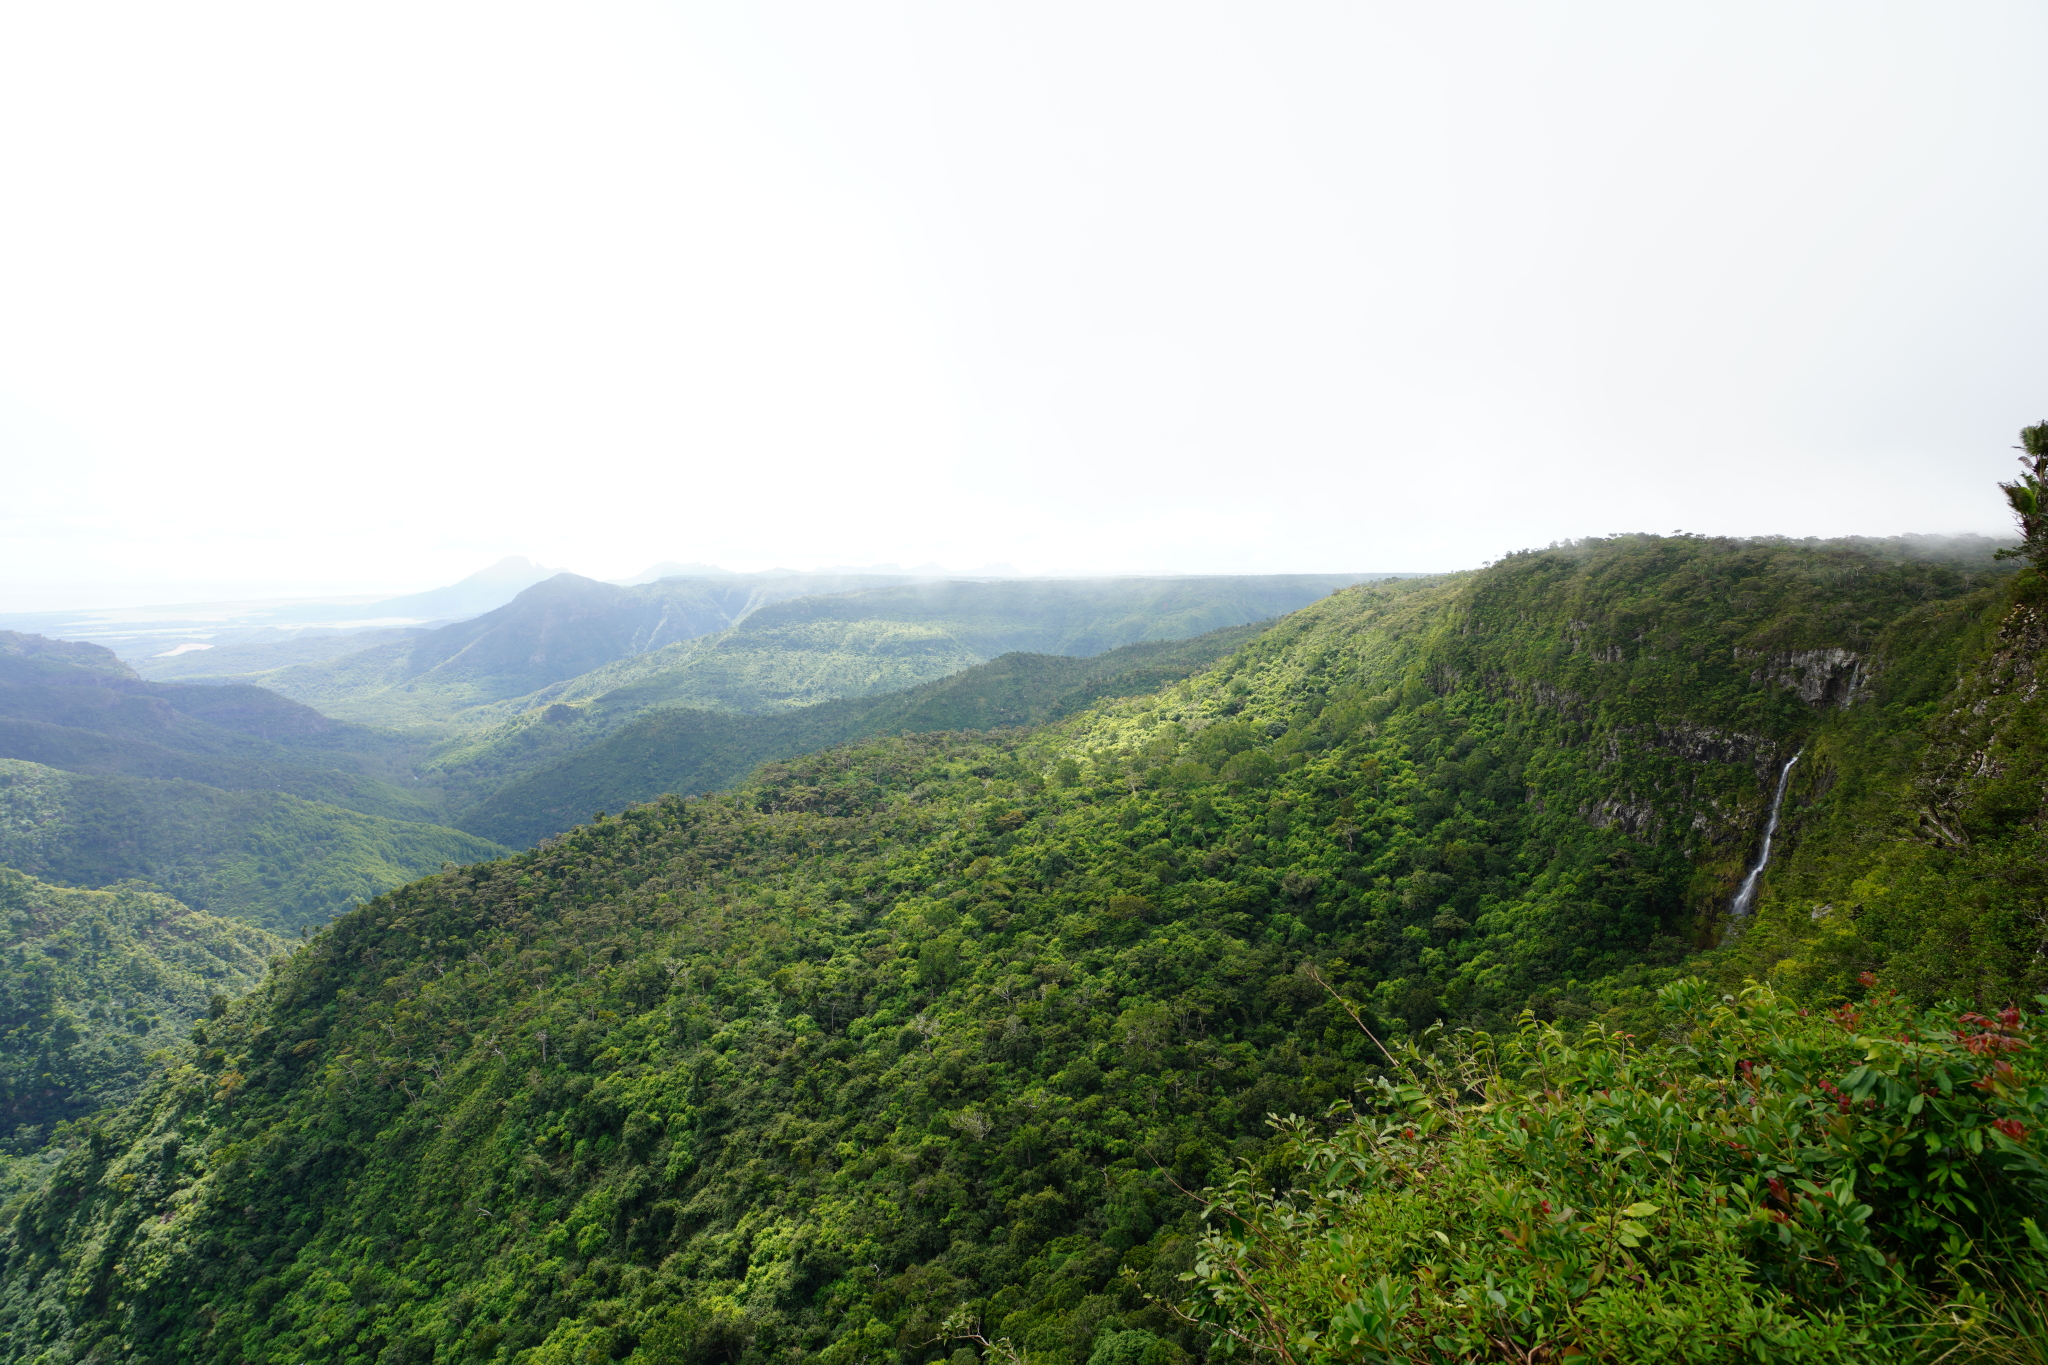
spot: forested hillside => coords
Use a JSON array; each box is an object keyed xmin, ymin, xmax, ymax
[
  {"xmin": 441, "ymin": 625, "xmax": 1267, "ymax": 848},
  {"xmin": 0, "ymin": 759, "xmax": 506, "ymax": 932},
  {"xmin": 0, "ymin": 631, "xmax": 434, "ymax": 822},
  {"xmin": 3, "ymin": 534, "xmax": 2039, "ymax": 1364},
  {"xmin": 0, "ymin": 581, "xmax": 1379, "ymax": 926},
  {"xmin": 524, "ymin": 576, "xmax": 1372, "ymax": 723},
  {"xmin": 0, "ymin": 633, "xmax": 510, "ymax": 930},
  {"xmin": 0, "ymin": 868, "xmax": 281, "ymax": 1171}
]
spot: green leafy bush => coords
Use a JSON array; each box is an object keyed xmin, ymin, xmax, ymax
[{"xmin": 1188, "ymin": 978, "xmax": 2048, "ymax": 1362}]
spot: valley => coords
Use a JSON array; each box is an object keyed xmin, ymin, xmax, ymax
[{"xmin": 0, "ymin": 535, "xmax": 2043, "ymax": 1362}]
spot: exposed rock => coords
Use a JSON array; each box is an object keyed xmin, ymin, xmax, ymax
[
  {"xmin": 1581, "ymin": 795, "xmax": 1658, "ymax": 836},
  {"xmin": 1650, "ymin": 723, "xmax": 1768, "ymax": 765},
  {"xmin": 1912, "ymin": 591, "xmax": 2048, "ymax": 838},
  {"xmin": 1739, "ymin": 647, "xmax": 1865, "ymax": 707}
]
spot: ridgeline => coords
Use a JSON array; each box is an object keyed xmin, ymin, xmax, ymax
[{"xmin": 2, "ymin": 534, "xmax": 2045, "ymax": 1363}]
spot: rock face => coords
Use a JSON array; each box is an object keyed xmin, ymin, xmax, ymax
[
  {"xmin": 1742, "ymin": 647, "xmax": 1866, "ymax": 707},
  {"xmin": 1912, "ymin": 581, "xmax": 2048, "ymax": 843}
]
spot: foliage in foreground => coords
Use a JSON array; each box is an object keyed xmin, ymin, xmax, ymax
[{"xmin": 1189, "ymin": 979, "xmax": 2048, "ymax": 1364}]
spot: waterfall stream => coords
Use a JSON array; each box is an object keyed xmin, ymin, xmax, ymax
[{"xmin": 1730, "ymin": 750, "xmax": 1801, "ymax": 918}]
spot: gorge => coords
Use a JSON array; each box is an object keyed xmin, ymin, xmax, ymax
[{"xmin": 0, "ymin": 528, "xmax": 2043, "ymax": 1363}]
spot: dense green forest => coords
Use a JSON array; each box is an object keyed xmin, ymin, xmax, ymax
[
  {"xmin": 2, "ymin": 530, "xmax": 2043, "ymax": 1362},
  {"xmin": 0, "ymin": 584, "xmax": 1376, "ymax": 922},
  {"xmin": 0, "ymin": 760, "xmax": 504, "ymax": 932},
  {"xmin": 1190, "ymin": 982, "xmax": 2048, "ymax": 1362},
  {"xmin": 438, "ymin": 625, "xmax": 1268, "ymax": 848},
  {"xmin": 0, "ymin": 868, "xmax": 281, "ymax": 1174}
]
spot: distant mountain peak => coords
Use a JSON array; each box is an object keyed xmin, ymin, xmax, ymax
[{"xmin": 456, "ymin": 555, "xmax": 564, "ymax": 586}]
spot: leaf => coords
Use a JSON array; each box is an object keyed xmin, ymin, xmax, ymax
[{"xmin": 1621, "ymin": 1201, "xmax": 1660, "ymax": 1218}]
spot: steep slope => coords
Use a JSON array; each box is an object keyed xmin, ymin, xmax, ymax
[
  {"xmin": 0, "ymin": 632, "xmax": 438, "ymax": 823},
  {"xmin": 0, "ymin": 537, "xmax": 2024, "ymax": 1365},
  {"xmin": 0, "ymin": 760, "xmax": 505, "ymax": 932},
  {"xmin": 0, "ymin": 868, "xmax": 282, "ymax": 1161},
  {"xmin": 447, "ymin": 624, "xmax": 1267, "ymax": 847},
  {"xmin": 1728, "ymin": 566, "xmax": 2048, "ymax": 1004}
]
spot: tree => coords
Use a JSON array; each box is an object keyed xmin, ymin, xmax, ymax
[{"xmin": 1996, "ymin": 420, "xmax": 2048, "ymax": 567}]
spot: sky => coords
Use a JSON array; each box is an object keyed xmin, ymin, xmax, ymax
[{"xmin": 2, "ymin": 1, "xmax": 2045, "ymax": 609}]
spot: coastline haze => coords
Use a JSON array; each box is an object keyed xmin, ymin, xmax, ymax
[{"xmin": 1, "ymin": 1, "xmax": 2042, "ymax": 609}]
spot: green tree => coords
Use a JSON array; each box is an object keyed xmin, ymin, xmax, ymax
[{"xmin": 1996, "ymin": 420, "xmax": 2048, "ymax": 567}]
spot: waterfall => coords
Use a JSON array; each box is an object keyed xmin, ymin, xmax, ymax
[{"xmin": 1730, "ymin": 750, "xmax": 1801, "ymax": 918}]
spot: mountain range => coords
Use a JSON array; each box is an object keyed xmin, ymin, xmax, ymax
[
  {"xmin": 146, "ymin": 572, "xmax": 1382, "ymax": 731},
  {"xmin": 0, "ymin": 572, "xmax": 1388, "ymax": 930},
  {"xmin": 1, "ymin": 529, "xmax": 2042, "ymax": 1362},
  {"xmin": 0, "ymin": 631, "xmax": 504, "ymax": 929}
]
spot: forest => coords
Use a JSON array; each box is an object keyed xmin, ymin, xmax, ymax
[
  {"xmin": 0, "ymin": 578, "xmax": 1357, "ymax": 920},
  {"xmin": 0, "ymin": 868, "xmax": 280, "ymax": 1178},
  {"xmin": 0, "ymin": 507, "xmax": 2044, "ymax": 1361}
]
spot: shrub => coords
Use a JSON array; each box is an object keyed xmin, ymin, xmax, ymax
[{"xmin": 1186, "ymin": 978, "xmax": 2048, "ymax": 1363}]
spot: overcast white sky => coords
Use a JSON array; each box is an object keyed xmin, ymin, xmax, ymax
[{"xmin": 2, "ymin": 1, "xmax": 2044, "ymax": 608}]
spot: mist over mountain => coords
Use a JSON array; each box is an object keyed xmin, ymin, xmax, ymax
[
  {"xmin": 0, "ymin": 0, "xmax": 2041, "ymax": 1344},
  {"xmin": 181, "ymin": 572, "xmax": 929, "ymax": 727},
  {"xmin": 5, "ymin": 528, "xmax": 2047, "ymax": 1363},
  {"xmin": 0, "ymin": 557, "xmax": 571, "ymax": 666},
  {"xmin": 280, "ymin": 555, "xmax": 566, "ymax": 625},
  {"xmin": 173, "ymin": 573, "xmax": 1386, "ymax": 733},
  {"xmin": 613, "ymin": 562, "xmax": 734, "ymax": 585}
]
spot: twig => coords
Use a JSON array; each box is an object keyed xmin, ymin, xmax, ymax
[{"xmin": 1304, "ymin": 966, "xmax": 1401, "ymax": 1069}]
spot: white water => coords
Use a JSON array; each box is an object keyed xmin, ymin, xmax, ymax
[{"xmin": 1730, "ymin": 750, "xmax": 1801, "ymax": 918}]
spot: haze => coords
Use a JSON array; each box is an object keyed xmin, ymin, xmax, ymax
[{"xmin": 2, "ymin": 1, "xmax": 2044, "ymax": 610}]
